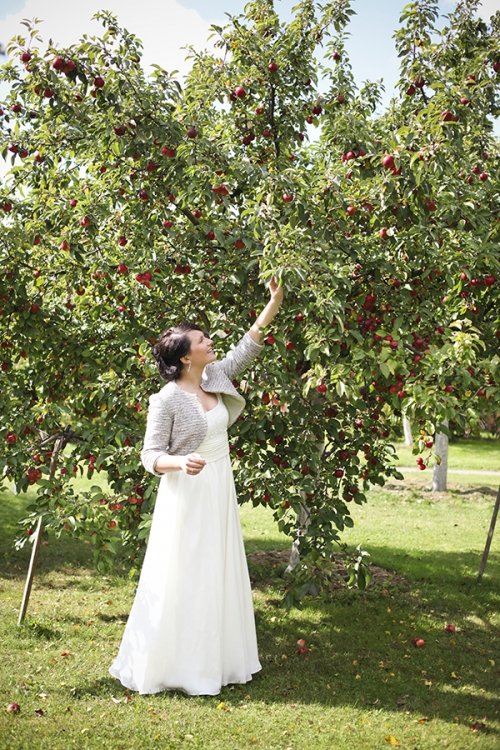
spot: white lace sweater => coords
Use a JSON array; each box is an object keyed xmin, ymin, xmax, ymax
[{"xmin": 140, "ymin": 333, "xmax": 264, "ymax": 476}]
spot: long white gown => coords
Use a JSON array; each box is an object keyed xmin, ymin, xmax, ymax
[{"xmin": 108, "ymin": 394, "xmax": 262, "ymax": 695}]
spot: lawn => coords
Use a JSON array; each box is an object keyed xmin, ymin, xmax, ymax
[
  {"xmin": 1, "ymin": 460, "xmax": 499, "ymax": 749},
  {"xmin": 390, "ymin": 435, "xmax": 500, "ymax": 472}
]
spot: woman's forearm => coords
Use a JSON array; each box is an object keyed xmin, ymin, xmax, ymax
[
  {"xmin": 153, "ymin": 454, "xmax": 183, "ymax": 474},
  {"xmin": 248, "ymin": 298, "xmax": 281, "ymax": 343}
]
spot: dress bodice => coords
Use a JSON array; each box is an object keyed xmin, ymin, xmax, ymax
[{"xmin": 195, "ymin": 396, "xmax": 230, "ymax": 462}]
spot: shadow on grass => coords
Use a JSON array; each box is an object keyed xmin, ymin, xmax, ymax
[
  {"xmin": 62, "ymin": 588, "xmax": 500, "ymax": 734},
  {"xmin": 450, "ymin": 485, "xmax": 499, "ymax": 497},
  {"xmin": 18, "ymin": 619, "xmax": 63, "ymax": 640}
]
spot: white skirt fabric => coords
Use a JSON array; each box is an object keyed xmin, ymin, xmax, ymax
[{"xmin": 108, "ymin": 395, "xmax": 262, "ymax": 695}]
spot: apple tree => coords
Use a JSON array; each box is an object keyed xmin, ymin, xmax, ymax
[{"xmin": 0, "ymin": 0, "xmax": 498, "ymax": 604}]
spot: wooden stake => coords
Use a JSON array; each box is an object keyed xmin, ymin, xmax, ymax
[
  {"xmin": 477, "ymin": 485, "xmax": 500, "ymax": 581},
  {"xmin": 17, "ymin": 514, "xmax": 44, "ymax": 626},
  {"xmin": 18, "ymin": 435, "xmax": 65, "ymax": 626}
]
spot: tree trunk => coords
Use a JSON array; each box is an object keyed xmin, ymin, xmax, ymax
[
  {"xmin": 432, "ymin": 420, "xmax": 449, "ymax": 492},
  {"xmin": 286, "ymin": 437, "xmax": 325, "ymax": 575},
  {"xmin": 402, "ymin": 415, "xmax": 413, "ymax": 447},
  {"xmin": 285, "ymin": 498, "xmax": 310, "ymax": 574}
]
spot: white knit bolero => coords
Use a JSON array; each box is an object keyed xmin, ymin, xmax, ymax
[{"xmin": 140, "ymin": 333, "xmax": 264, "ymax": 476}]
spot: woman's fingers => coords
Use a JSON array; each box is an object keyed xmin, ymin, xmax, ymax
[{"xmin": 183, "ymin": 453, "xmax": 207, "ymax": 475}]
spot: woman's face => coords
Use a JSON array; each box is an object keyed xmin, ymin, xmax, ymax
[{"xmin": 184, "ymin": 330, "xmax": 216, "ymax": 369}]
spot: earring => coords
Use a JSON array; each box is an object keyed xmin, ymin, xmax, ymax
[{"xmin": 186, "ymin": 361, "xmax": 192, "ymax": 373}]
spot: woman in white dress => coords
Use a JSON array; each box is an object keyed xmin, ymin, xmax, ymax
[{"xmin": 109, "ymin": 278, "xmax": 284, "ymax": 695}]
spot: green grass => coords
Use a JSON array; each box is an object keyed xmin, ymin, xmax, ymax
[
  {"xmin": 1, "ymin": 471, "xmax": 499, "ymax": 749},
  {"xmin": 391, "ymin": 436, "xmax": 500, "ymax": 472}
]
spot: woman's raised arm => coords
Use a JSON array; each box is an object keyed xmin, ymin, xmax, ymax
[{"xmin": 247, "ymin": 276, "xmax": 284, "ymax": 344}]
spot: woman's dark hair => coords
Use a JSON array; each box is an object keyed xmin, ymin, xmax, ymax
[{"xmin": 152, "ymin": 322, "xmax": 203, "ymax": 382}]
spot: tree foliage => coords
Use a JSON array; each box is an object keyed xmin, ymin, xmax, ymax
[{"xmin": 1, "ymin": 0, "xmax": 498, "ymax": 604}]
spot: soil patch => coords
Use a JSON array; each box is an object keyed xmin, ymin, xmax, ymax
[{"xmin": 247, "ymin": 549, "xmax": 409, "ymax": 591}]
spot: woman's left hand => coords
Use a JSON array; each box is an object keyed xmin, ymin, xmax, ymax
[{"xmin": 268, "ymin": 275, "xmax": 284, "ymax": 305}]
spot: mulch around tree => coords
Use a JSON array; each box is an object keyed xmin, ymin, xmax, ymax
[{"xmin": 247, "ymin": 549, "xmax": 409, "ymax": 591}]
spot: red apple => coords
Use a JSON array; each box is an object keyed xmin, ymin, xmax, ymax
[
  {"xmin": 68, "ymin": 199, "xmax": 78, "ymax": 208},
  {"xmin": 6, "ymin": 702, "xmax": 20, "ymax": 713},
  {"xmin": 268, "ymin": 61, "xmax": 279, "ymax": 73},
  {"xmin": 343, "ymin": 150, "xmax": 356, "ymax": 161},
  {"xmin": 94, "ymin": 76, "xmax": 105, "ymax": 88},
  {"xmin": 316, "ymin": 383, "xmax": 327, "ymax": 394},
  {"xmin": 52, "ymin": 56, "xmax": 66, "ymax": 70},
  {"xmin": 116, "ymin": 263, "xmax": 129, "ymax": 274},
  {"xmin": 296, "ymin": 638, "xmax": 310, "ymax": 655},
  {"xmin": 282, "ymin": 193, "xmax": 294, "ymax": 203},
  {"xmin": 117, "ymin": 236, "xmax": 128, "ymax": 246},
  {"xmin": 382, "ymin": 154, "xmax": 395, "ymax": 170},
  {"xmin": 234, "ymin": 85, "xmax": 247, "ymax": 98},
  {"xmin": 412, "ymin": 638, "xmax": 425, "ymax": 647},
  {"xmin": 79, "ymin": 215, "xmax": 91, "ymax": 227},
  {"xmin": 6, "ymin": 432, "xmax": 17, "ymax": 444},
  {"xmin": 20, "ymin": 51, "xmax": 32, "ymax": 63},
  {"xmin": 161, "ymin": 146, "xmax": 176, "ymax": 157},
  {"xmin": 440, "ymin": 109, "xmax": 458, "ymax": 122},
  {"xmin": 186, "ymin": 126, "xmax": 198, "ymax": 139},
  {"xmin": 212, "ymin": 184, "xmax": 229, "ymax": 196}
]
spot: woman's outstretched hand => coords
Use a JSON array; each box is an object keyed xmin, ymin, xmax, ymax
[
  {"xmin": 268, "ymin": 275, "xmax": 284, "ymax": 305},
  {"xmin": 248, "ymin": 275, "xmax": 284, "ymax": 343}
]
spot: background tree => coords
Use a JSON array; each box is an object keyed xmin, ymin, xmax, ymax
[{"xmin": 1, "ymin": 0, "xmax": 498, "ymax": 604}]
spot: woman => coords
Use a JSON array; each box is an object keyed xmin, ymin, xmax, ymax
[{"xmin": 109, "ymin": 277, "xmax": 284, "ymax": 696}]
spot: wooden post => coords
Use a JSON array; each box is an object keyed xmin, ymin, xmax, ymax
[
  {"xmin": 18, "ymin": 434, "xmax": 65, "ymax": 625},
  {"xmin": 402, "ymin": 415, "xmax": 413, "ymax": 447},
  {"xmin": 17, "ymin": 514, "xmax": 44, "ymax": 626},
  {"xmin": 477, "ymin": 485, "xmax": 500, "ymax": 581}
]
